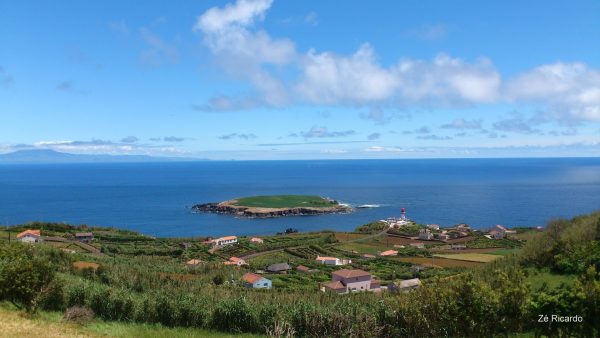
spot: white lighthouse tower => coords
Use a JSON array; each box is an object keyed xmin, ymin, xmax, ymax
[{"xmin": 401, "ymin": 207, "xmax": 406, "ymax": 220}]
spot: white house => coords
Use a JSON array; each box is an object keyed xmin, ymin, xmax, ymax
[
  {"xmin": 212, "ymin": 236, "xmax": 238, "ymax": 246},
  {"xmin": 250, "ymin": 237, "xmax": 264, "ymax": 244},
  {"xmin": 427, "ymin": 224, "xmax": 440, "ymax": 231},
  {"xmin": 16, "ymin": 229, "xmax": 41, "ymax": 243},
  {"xmin": 316, "ymin": 256, "xmax": 351, "ymax": 266},
  {"xmin": 489, "ymin": 225, "xmax": 516, "ymax": 239},
  {"xmin": 321, "ymin": 269, "xmax": 381, "ymax": 294},
  {"xmin": 242, "ymin": 272, "xmax": 272, "ymax": 289}
]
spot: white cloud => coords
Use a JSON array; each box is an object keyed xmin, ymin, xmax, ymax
[
  {"xmin": 290, "ymin": 126, "xmax": 356, "ymax": 139},
  {"xmin": 14, "ymin": 139, "xmax": 187, "ymax": 156},
  {"xmin": 194, "ymin": 0, "xmax": 295, "ymax": 106},
  {"xmin": 194, "ymin": 0, "xmax": 273, "ymax": 33},
  {"xmin": 296, "ymin": 44, "xmax": 400, "ymax": 104},
  {"xmin": 505, "ymin": 62, "xmax": 600, "ymax": 122},
  {"xmin": 193, "ymin": 0, "xmax": 600, "ymax": 126},
  {"xmin": 441, "ymin": 118, "xmax": 482, "ymax": 129},
  {"xmin": 395, "ymin": 54, "xmax": 501, "ymax": 104}
]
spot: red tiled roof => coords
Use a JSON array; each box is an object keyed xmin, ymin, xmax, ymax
[
  {"xmin": 219, "ymin": 236, "xmax": 237, "ymax": 241},
  {"xmin": 16, "ymin": 229, "xmax": 40, "ymax": 239},
  {"xmin": 186, "ymin": 259, "xmax": 202, "ymax": 265},
  {"xmin": 229, "ymin": 256, "xmax": 243, "ymax": 262},
  {"xmin": 242, "ymin": 272, "xmax": 263, "ymax": 284},
  {"xmin": 316, "ymin": 256, "xmax": 338, "ymax": 261},
  {"xmin": 379, "ymin": 250, "xmax": 398, "ymax": 256},
  {"xmin": 332, "ymin": 269, "xmax": 371, "ymax": 279},
  {"xmin": 296, "ymin": 265, "xmax": 310, "ymax": 272},
  {"xmin": 323, "ymin": 280, "xmax": 346, "ymax": 290}
]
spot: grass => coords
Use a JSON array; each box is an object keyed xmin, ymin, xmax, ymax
[
  {"xmin": 513, "ymin": 229, "xmax": 541, "ymax": 242},
  {"xmin": 525, "ymin": 268, "xmax": 577, "ymax": 291},
  {"xmin": 335, "ymin": 242, "xmax": 384, "ymax": 255},
  {"xmin": 232, "ymin": 195, "xmax": 336, "ymax": 208},
  {"xmin": 333, "ymin": 232, "xmax": 369, "ymax": 242},
  {"xmin": 433, "ymin": 253, "xmax": 501, "ymax": 263},
  {"xmin": 0, "ymin": 303, "xmax": 263, "ymax": 338},
  {"xmin": 486, "ymin": 248, "xmax": 521, "ymax": 256},
  {"xmin": 396, "ymin": 256, "xmax": 484, "ymax": 268}
]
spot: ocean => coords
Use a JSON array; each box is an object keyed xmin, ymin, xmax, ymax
[{"xmin": 0, "ymin": 158, "xmax": 599, "ymax": 237}]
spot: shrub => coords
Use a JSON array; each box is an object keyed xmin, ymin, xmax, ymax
[
  {"xmin": 66, "ymin": 282, "xmax": 87, "ymax": 307},
  {"xmin": 39, "ymin": 277, "xmax": 66, "ymax": 311},
  {"xmin": 0, "ymin": 243, "xmax": 57, "ymax": 312},
  {"xmin": 212, "ymin": 297, "xmax": 258, "ymax": 333},
  {"xmin": 176, "ymin": 294, "xmax": 207, "ymax": 328},
  {"xmin": 155, "ymin": 293, "xmax": 177, "ymax": 327}
]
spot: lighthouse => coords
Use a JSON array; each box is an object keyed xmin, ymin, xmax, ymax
[{"xmin": 401, "ymin": 207, "xmax": 406, "ymax": 220}]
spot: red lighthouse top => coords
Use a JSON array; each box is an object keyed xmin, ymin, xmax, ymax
[{"xmin": 401, "ymin": 208, "xmax": 406, "ymax": 213}]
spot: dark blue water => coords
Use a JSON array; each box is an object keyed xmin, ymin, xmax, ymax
[{"xmin": 0, "ymin": 158, "xmax": 599, "ymax": 237}]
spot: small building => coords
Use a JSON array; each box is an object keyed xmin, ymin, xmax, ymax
[
  {"xmin": 456, "ymin": 223, "xmax": 471, "ymax": 231},
  {"xmin": 390, "ymin": 278, "xmax": 422, "ymax": 293},
  {"xmin": 427, "ymin": 224, "xmax": 440, "ymax": 230},
  {"xmin": 213, "ymin": 236, "xmax": 238, "ymax": 246},
  {"xmin": 316, "ymin": 256, "xmax": 351, "ymax": 266},
  {"xmin": 180, "ymin": 242, "xmax": 192, "ymax": 250},
  {"xmin": 250, "ymin": 237, "xmax": 264, "ymax": 244},
  {"xmin": 321, "ymin": 269, "xmax": 381, "ymax": 294},
  {"xmin": 224, "ymin": 256, "xmax": 246, "ymax": 266},
  {"xmin": 267, "ymin": 263, "xmax": 291, "ymax": 273},
  {"xmin": 418, "ymin": 229, "xmax": 434, "ymax": 240},
  {"xmin": 393, "ymin": 244, "xmax": 405, "ymax": 249},
  {"xmin": 321, "ymin": 280, "xmax": 347, "ymax": 294},
  {"xmin": 379, "ymin": 250, "xmax": 398, "ymax": 257},
  {"xmin": 409, "ymin": 242, "xmax": 425, "ymax": 249},
  {"xmin": 450, "ymin": 244, "xmax": 466, "ymax": 250},
  {"xmin": 437, "ymin": 233, "xmax": 449, "ymax": 241},
  {"xmin": 242, "ymin": 272, "xmax": 272, "ymax": 289},
  {"xmin": 186, "ymin": 259, "xmax": 202, "ymax": 267},
  {"xmin": 489, "ymin": 225, "xmax": 506, "ymax": 239},
  {"xmin": 362, "ymin": 253, "xmax": 376, "ymax": 259},
  {"xmin": 74, "ymin": 232, "xmax": 94, "ymax": 243},
  {"xmin": 16, "ymin": 229, "xmax": 41, "ymax": 243}
]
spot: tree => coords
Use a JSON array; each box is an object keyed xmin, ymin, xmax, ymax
[{"xmin": 0, "ymin": 243, "xmax": 57, "ymax": 312}]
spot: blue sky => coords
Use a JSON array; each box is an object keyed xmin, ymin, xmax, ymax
[{"xmin": 1, "ymin": 0, "xmax": 599, "ymax": 159}]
